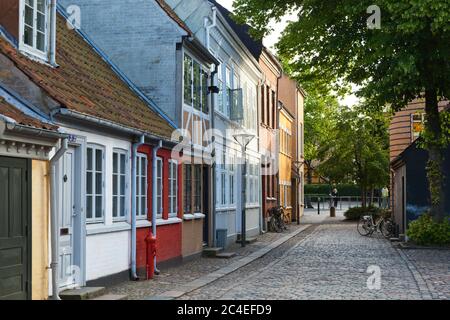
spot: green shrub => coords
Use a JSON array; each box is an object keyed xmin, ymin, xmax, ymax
[
  {"xmin": 407, "ymin": 214, "xmax": 450, "ymax": 246},
  {"xmin": 305, "ymin": 184, "xmax": 361, "ymax": 196},
  {"xmin": 344, "ymin": 206, "xmax": 382, "ymax": 220}
]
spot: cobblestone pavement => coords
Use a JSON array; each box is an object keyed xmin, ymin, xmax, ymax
[
  {"xmin": 105, "ymin": 224, "xmax": 307, "ymax": 300},
  {"xmin": 106, "ymin": 212, "xmax": 449, "ymax": 300},
  {"xmin": 402, "ymin": 249, "xmax": 450, "ymax": 300},
  {"xmin": 181, "ymin": 222, "xmax": 448, "ymax": 300}
]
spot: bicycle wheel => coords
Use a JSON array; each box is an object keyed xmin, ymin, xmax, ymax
[
  {"xmin": 380, "ymin": 219, "xmax": 395, "ymax": 238},
  {"xmin": 357, "ymin": 217, "xmax": 372, "ymax": 236},
  {"xmin": 268, "ymin": 215, "xmax": 277, "ymax": 232}
]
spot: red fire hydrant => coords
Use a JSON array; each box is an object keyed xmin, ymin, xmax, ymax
[{"xmin": 145, "ymin": 234, "xmax": 157, "ymax": 280}]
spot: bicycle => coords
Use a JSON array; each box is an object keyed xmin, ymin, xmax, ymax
[
  {"xmin": 268, "ymin": 206, "xmax": 288, "ymax": 233},
  {"xmin": 357, "ymin": 213, "xmax": 395, "ymax": 238}
]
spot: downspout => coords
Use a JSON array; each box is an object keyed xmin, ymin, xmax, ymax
[
  {"xmin": 49, "ymin": 0, "xmax": 57, "ymax": 66},
  {"xmin": 50, "ymin": 138, "xmax": 68, "ymax": 300},
  {"xmin": 211, "ymin": 63, "xmax": 218, "ymax": 247},
  {"xmin": 131, "ymin": 135, "xmax": 145, "ymax": 280},
  {"xmin": 152, "ymin": 140, "xmax": 163, "ymax": 274},
  {"xmin": 205, "ymin": 6, "xmax": 217, "ymax": 51}
]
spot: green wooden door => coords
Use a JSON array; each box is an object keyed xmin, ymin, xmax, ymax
[{"xmin": 0, "ymin": 157, "xmax": 30, "ymax": 300}]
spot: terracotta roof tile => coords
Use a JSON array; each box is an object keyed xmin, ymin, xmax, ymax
[
  {"xmin": 0, "ymin": 97, "xmax": 58, "ymax": 131},
  {"xmin": 0, "ymin": 13, "xmax": 174, "ymax": 140}
]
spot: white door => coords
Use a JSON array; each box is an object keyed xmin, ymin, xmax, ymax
[{"xmin": 58, "ymin": 148, "xmax": 78, "ymax": 289}]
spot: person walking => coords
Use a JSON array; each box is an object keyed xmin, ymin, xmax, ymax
[{"xmin": 330, "ymin": 188, "xmax": 339, "ymax": 208}]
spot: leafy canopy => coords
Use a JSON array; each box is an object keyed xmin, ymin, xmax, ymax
[{"xmin": 233, "ymin": 0, "xmax": 450, "ymax": 110}]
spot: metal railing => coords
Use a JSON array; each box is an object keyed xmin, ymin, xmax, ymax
[{"xmin": 304, "ymin": 194, "xmax": 390, "ymax": 212}]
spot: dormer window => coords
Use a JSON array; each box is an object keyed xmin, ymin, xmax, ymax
[{"xmin": 19, "ymin": 0, "xmax": 50, "ymax": 61}]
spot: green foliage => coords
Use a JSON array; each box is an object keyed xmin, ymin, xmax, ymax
[
  {"xmin": 344, "ymin": 206, "xmax": 383, "ymax": 221},
  {"xmin": 233, "ymin": 0, "xmax": 450, "ymax": 220},
  {"xmin": 407, "ymin": 214, "xmax": 450, "ymax": 246},
  {"xmin": 316, "ymin": 106, "xmax": 390, "ymax": 191},
  {"xmin": 305, "ymin": 184, "xmax": 361, "ymax": 196}
]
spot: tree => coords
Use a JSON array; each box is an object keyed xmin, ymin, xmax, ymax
[
  {"xmin": 317, "ymin": 106, "xmax": 390, "ymax": 207},
  {"xmin": 303, "ymin": 89, "xmax": 340, "ymax": 184},
  {"xmin": 233, "ymin": 0, "xmax": 450, "ymax": 221}
]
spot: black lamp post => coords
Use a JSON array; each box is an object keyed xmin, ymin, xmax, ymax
[{"xmin": 233, "ymin": 132, "xmax": 255, "ymax": 247}]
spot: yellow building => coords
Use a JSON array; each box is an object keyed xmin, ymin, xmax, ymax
[
  {"xmin": 0, "ymin": 97, "xmax": 63, "ymax": 300},
  {"xmin": 278, "ymin": 106, "xmax": 294, "ymax": 222}
]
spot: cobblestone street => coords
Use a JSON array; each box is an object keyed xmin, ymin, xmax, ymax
[{"xmin": 107, "ymin": 211, "xmax": 449, "ymax": 300}]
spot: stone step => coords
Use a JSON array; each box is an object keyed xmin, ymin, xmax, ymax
[
  {"xmin": 202, "ymin": 247, "xmax": 223, "ymax": 257},
  {"xmin": 236, "ymin": 235, "xmax": 258, "ymax": 244},
  {"xmin": 91, "ymin": 294, "xmax": 128, "ymax": 300},
  {"xmin": 59, "ymin": 287, "xmax": 105, "ymax": 300},
  {"xmin": 215, "ymin": 252, "xmax": 237, "ymax": 259}
]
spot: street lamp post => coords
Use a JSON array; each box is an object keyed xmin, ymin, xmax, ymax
[{"xmin": 233, "ymin": 132, "xmax": 255, "ymax": 248}]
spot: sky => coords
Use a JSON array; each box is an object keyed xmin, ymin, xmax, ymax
[{"xmin": 217, "ymin": 0, "xmax": 360, "ymax": 107}]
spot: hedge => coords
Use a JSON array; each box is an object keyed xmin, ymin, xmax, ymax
[{"xmin": 305, "ymin": 184, "xmax": 361, "ymax": 196}]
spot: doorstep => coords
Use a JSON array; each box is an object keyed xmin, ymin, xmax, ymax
[{"xmin": 144, "ymin": 224, "xmax": 311, "ymax": 300}]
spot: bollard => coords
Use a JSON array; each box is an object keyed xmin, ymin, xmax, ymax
[{"xmin": 330, "ymin": 206, "xmax": 336, "ymax": 218}]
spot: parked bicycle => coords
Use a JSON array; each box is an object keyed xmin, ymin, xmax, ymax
[
  {"xmin": 268, "ymin": 206, "xmax": 288, "ymax": 233},
  {"xmin": 357, "ymin": 213, "xmax": 395, "ymax": 238}
]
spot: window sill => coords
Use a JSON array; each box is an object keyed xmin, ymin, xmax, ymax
[
  {"xmin": 86, "ymin": 222, "xmax": 131, "ymax": 235},
  {"xmin": 156, "ymin": 217, "xmax": 182, "ymax": 226},
  {"xmin": 245, "ymin": 204, "xmax": 260, "ymax": 209},
  {"xmin": 183, "ymin": 214, "xmax": 205, "ymax": 220},
  {"xmin": 216, "ymin": 206, "xmax": 237, "ymax": 213}
]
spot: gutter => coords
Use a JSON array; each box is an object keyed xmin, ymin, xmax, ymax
[
  {"xmin": 50, "ymin": 138, "xmax": 69, "ymax": 300},
  {"xmin": 131, "ymin": 135, "xmax": 145, "ymax": 280},
  {"xmin": 52, "ymin": 108, "xmax": 176, "ymax": 146},
  {"xmin": 152, "ymin": 140, "xmax": 163, "ymax": 273}
]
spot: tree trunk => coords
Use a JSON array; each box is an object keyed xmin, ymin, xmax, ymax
[
  {"xmin": 361, "ymin": 185, "xmax": 366, "ymax": 208},
  {"xmin": 424, "ymin": 88, "xmax": 445, "ymax": 222}
]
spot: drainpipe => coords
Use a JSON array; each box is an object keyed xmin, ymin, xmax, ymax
[
  {"xmin": 50, "ymin": 138, "xmax": 68, "ymax": 300},
  {"xmin": 210, "ymin": 63, "xmax": 218, "ymax": 247},
  {"xmin": 152, "ymin": 140, "xmax": 163, "ymax": 274},
  {"xmin": 205, "ymin": 6, "xmax": 217, "ymax": 51},
  {"xmin": 49, "ymin": 0, "xmax": 57, "ymax": 66},
  {"xmin": 131, "ymin": 135, "xmax": 145, "ymax": 280}
]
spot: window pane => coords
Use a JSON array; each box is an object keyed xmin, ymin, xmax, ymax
[
  {"xmin": 141, "ymin": 157, "xmax": 146, "ymax": 175},
  {"xmin": 24, "ymin": 26, "xmax": 33, "ymax": 47},
  {"xmin": 95, "ymin": 196, "xmax": 102, "ymax": 218},
  {"xmin": 202, "ymin": 71, "xmax": 208, "ymax": 114},
  {"xmin": 141, "ymin": 177, "xmax": 146, "ymax": 195},
  {"xmin": 95, "ymin": 149, "xmax": 102, "ymax": 171},
  {"xmin": 113, "ymin": 174, "xmax": 118, "ymax": 195},
  {"xmin": 37, "ymin": 0, "xmax": 45, "ymax": 12},
  {"xmin": 87, "ymin": 148, "xmax": 93, "ymax": 170},
  {"xmin": 113, "ymin": 197, "xmax": 118, "ymax": 218},
  {"xmin": 86, "ymin": 172, "xmax": 93, "ymax": 194},
  {"xmin": 120, "ymin": 197, "xmax": 125, "ymax": 217},
  {"xmin": 120, "ymin": 175, "xmax": 125, "ymax": 195},
  {"xmin": 120, "ymin": 154, "xmax": 126, "ymax": 174},
  {"xmin": 193, "ymin": 62, "xmax": 201, "ymax": 110},
  {"xmin": 113, "ymin": 153, "xmax": 118, "ymax": 174},
  {"xmin": 37, "ymin": 12, "xmax": 45, "ymax": 32},
  {"xmin": 141, "ymin": 197, "xmax": 146, "ymax": 216},
  {"xmin": 95, "ymin": 173, "xmax": 102, "ymax": 194},
  {"xmin": 25, "ymin": 5, "xmax": 34, "ymax": 26},
  {"xmin": 86, "ymin": 196, "xmax": 92, "ymax": 219},
  {"xmin": 184, "ymin": 55, "xmax": 192, "ymax": 105}
]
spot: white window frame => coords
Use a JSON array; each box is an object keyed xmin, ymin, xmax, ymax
[
  {"xmin": 156, "ymin": 157, "xmax": 163, "ymax": 219},
  {"xmin": 86, "ymin": 144, "xmax": 105, "ymax": 224},
  {"xmin": 183, "ymin": 51, "xmax": 209, "ymax": 116},
  {"xmin": 169, "ymin": 159, "xmax": 178, "ymax": 218},
  {"xmin": 136, "ymin": 153, "xmax": 148, "ymax": 220},
  {"xmin": 19, "ymin": 0, "xmax": 50, "ymax": 61},
  {"xmin": 112, "ymin": 149, "xmax": 129, "ymax": 222},
  {"xmin": 229, "ymin": 154, "xmax": 235, "ymax": 206}
]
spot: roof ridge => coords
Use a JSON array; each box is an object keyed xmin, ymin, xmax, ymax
[{"xmin": 56, "ymin": 4, "xmax": 177, "ymax": 130}]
